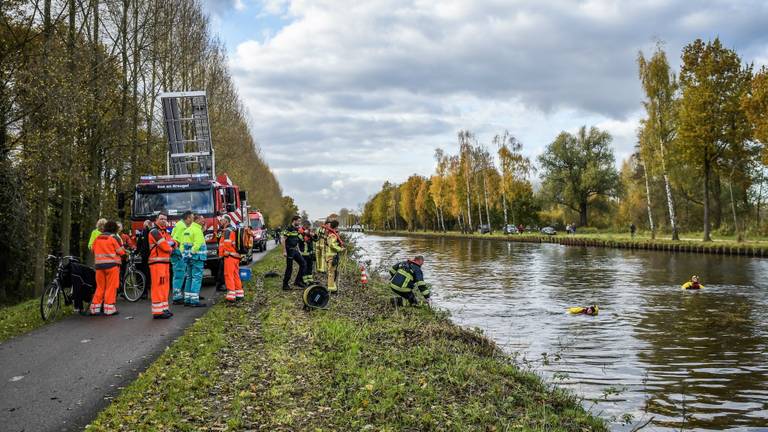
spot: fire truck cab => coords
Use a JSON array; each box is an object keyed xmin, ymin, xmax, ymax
[
  {"xmin": 130, "ymin": 173, "xmax": 252, "ymax": 275},
  {"xmin": 248, "ymin": 210, "xmax": 268, "ymax": 252}
]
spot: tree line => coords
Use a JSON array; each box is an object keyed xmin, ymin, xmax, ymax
[
  {"xmin": 361, "ymin": 38, "xmax": 768, "ymax": 243},
  {"xmin": 0, "ymin": 0, "xmax": 295, "ymax": 302}
]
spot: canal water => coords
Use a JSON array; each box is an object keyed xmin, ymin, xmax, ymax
[{"xmin": 353, "ymin": 234, "xmax": 768, "ymax": 431}]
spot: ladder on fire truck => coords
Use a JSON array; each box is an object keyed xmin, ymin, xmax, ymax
[{"xmin": 160, "ymin": 91, "xmax": 215, "ymax": 177}]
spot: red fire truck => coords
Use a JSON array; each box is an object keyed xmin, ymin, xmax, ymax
[
  {"xmin": 248, "ymin": 210, "xmax": 268, "ymax": 252},
  {"xmin": 126, "ymin": 91, "xmax": 252, "ymax": 275}
]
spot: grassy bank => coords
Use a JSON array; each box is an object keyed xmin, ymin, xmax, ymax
[
  {"xmin": 369, "ymin": 230, "xmax": 768, "ymax": 257},
  {"xmin": 0, "ymin": 298, "xmax": 71, "ymax": 343},
  {"xmin": 88, "ymin": 248, "xmax": 605, "ymax": 431}
]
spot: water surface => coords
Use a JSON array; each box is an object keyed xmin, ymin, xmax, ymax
[{"xmin": 354, "ymin": 234, "xmax": 768, "ymax": 431}]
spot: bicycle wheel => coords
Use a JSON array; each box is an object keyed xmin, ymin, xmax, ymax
[
  {"xmin": 122, "ymin": 268, "xmax": 146, "ymax": 302},
  {"xmin": 40, "ymin": 281, "xmax": 61, "ymax": 321}
]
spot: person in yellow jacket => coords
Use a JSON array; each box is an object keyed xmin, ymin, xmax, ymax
[
  {"xmin": 180, "ymin": 215, "xmax": 207, "ymax": 307},
  {"xmin": 681, "ymin": 275, "xmax": 703, "ymax": 290},
  {"xmin": 171, "ymin": 211, "xmax": 193, "ymax": 303},
  {"xmin": 325, "ymin": 220, "xmax": 344, "ymax": 292},
  {"xmin": 88, "ymin": 218, "xmax": 107, "ymax": 250}
]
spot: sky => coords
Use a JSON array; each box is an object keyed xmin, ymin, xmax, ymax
[{"xmin": 203, "ymin": 0, "xmax": 768, "ymax": 220}]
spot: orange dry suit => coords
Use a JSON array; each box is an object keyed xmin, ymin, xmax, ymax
[
  {"xmin": 90, "ymin": 233, "xmax": 126, "ymax": 315},
  {"xmin": 219, "ymin": 226, "xmax": 243, "ymax": 301},
  {"xmin": 148, "ymin": 227, "xmax": 174, "ymax": 316}
]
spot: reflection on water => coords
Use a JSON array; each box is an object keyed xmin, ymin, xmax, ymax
[{"xmin": 353, "ymin": 234, "xmax": 768, "ymax": 431}]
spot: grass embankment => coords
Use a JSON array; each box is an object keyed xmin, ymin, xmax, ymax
[
  {"xmin": 88, "ymin": 248, "xmax": 605, "ymax": 431},
  {"xmin": 371, "ymin": 229, "xmax": 768, "ymax": 257},
  {"xmin": 0, "ymin": 298, "xmax": 71, "ymax": 343}
]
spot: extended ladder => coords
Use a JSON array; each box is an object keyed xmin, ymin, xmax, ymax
[{"xmin": 160, "ymin": 91, "xmax": 215, "ymax": 177}]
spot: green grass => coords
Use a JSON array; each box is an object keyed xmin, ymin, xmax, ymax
[
  {"xmin": 87, "ymin": 248, "xmax": 606, "ymax": 431},
  {"xmin": 0, "ymin": 298, "xmax": 71, "ymax": 343}
]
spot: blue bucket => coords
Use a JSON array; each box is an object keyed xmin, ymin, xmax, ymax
[{"xmin": 239, "ymin": 267, "xmax": 252, "ymax": 281}]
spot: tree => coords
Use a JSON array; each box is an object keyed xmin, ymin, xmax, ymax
[
  {"xmin": 678, "ymin": 38, "xmax": 752, "ymax": 241},
  {"xmin": 495, "ymin": 131, "xmax": 532, "ymax": 226},
  {"xmin": 743, "ymin": 66, "xmax": 768, "ymax": 159},
  {"xmin": 638, "ymin": 43, "xmax": 681, "ymax": 240},
  {"xmin": 636, "ymin": 124, "xmax": 656, "ymax": 238},
  {"xmin": 538, "ymin": 126, "xmax": 620, "ymax": 226},
  {"xmin": 430, "ymin": 149, "xmax": 450, "ymax": 231}
]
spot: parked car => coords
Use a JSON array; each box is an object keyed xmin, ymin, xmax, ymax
[
  {"xmin": 503, "ymin": 224, "xmax": 518, "ymax": 234},
  {"xmin": 478, "ymin": 224, "xmax": 491, "ymax": 234},
  {"xmin": 541, "ymin": 226, "xmax": 557, "ymax": 236}
]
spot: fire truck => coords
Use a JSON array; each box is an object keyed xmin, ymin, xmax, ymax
[
  {"xmin": 125, "ymin": 91, "xmax": 252, "ymax": 275},
  {"xmin": 248, "ymin": 210, "xmax": 268, "ymax": 252}
]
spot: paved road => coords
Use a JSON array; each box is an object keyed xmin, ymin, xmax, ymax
[{"xmin": 0, "ymin": 243, "xmax": 275, "ymax": 432}]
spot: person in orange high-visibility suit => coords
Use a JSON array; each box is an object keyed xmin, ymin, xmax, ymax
[
  {"xmin": 148, "ymin": 212, "xmax": 175, "ymax": 319},
  {"xmin": 218, "ymin": 215, "xmax": 243, "ymax": 303},
  {"xmin": 90, "ymin": 221, "xmax": 126, "ymax": 316}
]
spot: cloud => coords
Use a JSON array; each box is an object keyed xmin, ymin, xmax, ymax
[{"xmin": 226, "ymin": 0, "xmax": 768, "ymax": 218}]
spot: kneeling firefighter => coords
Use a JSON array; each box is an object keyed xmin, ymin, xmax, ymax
[{"xmin": 389, "ymin": 255, "xmax": 430, "ymax": 306}]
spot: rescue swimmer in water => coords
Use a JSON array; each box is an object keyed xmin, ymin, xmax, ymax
[
  {"xmin": 681, "ymin": 275, "xmax": 704, "ymax": 290},
  {"xmin": 568, "ymin": 305, "xmax": 599, "ymax": 316}
]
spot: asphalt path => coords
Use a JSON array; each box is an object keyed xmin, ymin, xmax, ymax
[{"xmin": 0, "ymin": 243, "xmax": 276, "ymax": 432}]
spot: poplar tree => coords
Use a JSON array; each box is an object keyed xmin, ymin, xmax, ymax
[{"xmin": 638, "ymin": 43, "xmax": 680, "ymax": 240}]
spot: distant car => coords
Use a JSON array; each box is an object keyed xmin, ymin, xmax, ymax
[
  {"xmin": 541, "ymin": 226, "xmax": 556, "ymax": 236},
  {"xmin": 503, "ymin": 224, "xmax": 518, "ymax": 234},
  {"xmin": 478, "ymin": 224, "xmax": 491, "ymax": 234}
]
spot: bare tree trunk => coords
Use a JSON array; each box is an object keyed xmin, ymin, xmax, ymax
[
  {"xmin": 482, "ymin": 173, "xmax": 491, "ymax": 233},
  {"xmin": 757, "ymin": 168, "xmax": 764, "ymax": 227},
  {"xmin": 88, "ymin": 0, "xmax": 102, "ymax": 263},
  {"xmin": 33, "ymin": 0, "xmax": 54, "ymax": 296},
  {"xmin": 465, "ymin": 177, "xmax": 472, "ymax": 230},
  {"xmin": 60, "ymin": 0, "xmax": 77, "ymax": 256},
  {"xmin": 703, "ymin": 153, "xmax": 712, "ymax": 242},
  {"xmin": 440, "ymin": 207, "xmax": 446, "ymax": 232},
  {"xmin": 130, "ymin": 0, "xmax": 140, "ymax": 186},
  {"xmin": 729, "ymin": 169, "xmax": 742, "ymax": 242},
  {"xmin": 641, "ymin": 158, "xmax": 656, "ymax": 239},
  {"xmin": 656, "ymin": 118, "xmax": 679, "ymax": 240},
  {"xmin": 713, "ymin": 175, "xmax": 722, "ymax": 230},
  {"xmin": 502, "ymin": 192, "xmax": 508, "ymax": 227}
]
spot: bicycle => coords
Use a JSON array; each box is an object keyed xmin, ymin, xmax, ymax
[
  {"xmin": 121, "ymin": 251, "xmax": 146, "ymax": 302},
  {"xmin": 40, "ymin": 255, "xmax": 78, "ymax": 321}
]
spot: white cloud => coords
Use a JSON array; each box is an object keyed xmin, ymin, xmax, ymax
[
  {"xmin": 225, "ymin": 0, "xmax": 768, "ymax": 218},
  {"xmin": 234, "ymin": 0, "xmax": 246, "ymax": 11}
]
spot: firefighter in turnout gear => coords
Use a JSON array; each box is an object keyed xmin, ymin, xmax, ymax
[
  {"xmin": 181, "ymin": 215, "xmax": 207, "ymax": 307},
  {"xmin": 325, "ymin": 220, "xmax": 344, "ymax": 293},
  {"xmin": 90, "ymin": 221, "xmax": 126, "ymax": 316},
  {"xmin": 315, "ymin": 222, "xmax": 327, "ymax": 273},
  {"xmin": 219, "ymin": 215, "xmax": 243, "ymax": 302},
  {"xmin": 148, "ymin": 213, "xmax": 175, "ymax": 319},
  {"xmin": 171, "ymin": 211, "xmax": 193, "ymax": 305},
  {"xmin": 282, "ymin": 216, "xmax": 307, "ymax": 290},
  {"xmin": 389, "ymin": 255, "xmax": 431, "ymax": 306},
  {"xmin": 299, "ymin": 221, "xmax": 316, "ymax": 285}
]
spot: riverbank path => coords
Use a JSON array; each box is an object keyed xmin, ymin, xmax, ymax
[{"xmin": 0, "ymin": 242, "xmax": 276, "ymax": 432}]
